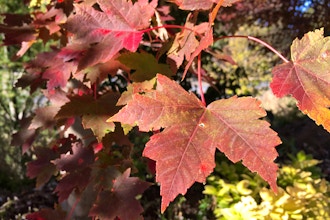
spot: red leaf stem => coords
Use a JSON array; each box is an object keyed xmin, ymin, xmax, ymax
[
  {"xmin": 197, "ymin": 53, "xmax": 206, "ymax": 106},
  {"xmin": 215, "ymin": 35, "xmax": 289, "ymax": 63}
]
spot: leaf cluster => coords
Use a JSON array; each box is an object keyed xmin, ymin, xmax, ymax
[{"xmin": 0, "ymin": 0, "xmax": 329, "ymax": 219}]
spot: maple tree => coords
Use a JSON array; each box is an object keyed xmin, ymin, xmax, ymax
[{"xmin": 1, "ymin": 0, "xmax": 329, "ymax": 219}]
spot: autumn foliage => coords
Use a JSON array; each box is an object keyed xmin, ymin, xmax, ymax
[{"xmin": 1, "ymin": 0, "xmax": 330, "ymax": 219}]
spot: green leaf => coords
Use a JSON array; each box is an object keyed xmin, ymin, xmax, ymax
[{"xmin": 117, "ymin": 52, "xmax": 174, "ymax": 82}]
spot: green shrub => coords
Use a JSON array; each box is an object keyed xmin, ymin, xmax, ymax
[{"xmin": 203, "ymin": 151, "xmax": 330, "ymax": 220}]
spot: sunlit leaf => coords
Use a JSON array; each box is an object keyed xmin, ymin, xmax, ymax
[
  {"xmin": 110, "ymin": 74, "xmax": 281, "ymax": 211},
  {"xmin": 271, "ymin": 28, "xmax": 330, "ymax": 132}
]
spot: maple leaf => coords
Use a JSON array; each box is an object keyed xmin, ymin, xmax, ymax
[
  {"xmin": 90, "ymin": 125, "xmax": 134, "ymax": 174},
  {"xmin": 15, "ymin": 67, "xmax": 45, "ymax": 93},
  {"xmin": 116, "ymin": 77, "xmax": 156, "ymax": 106},
  {"xmin": 167, "ymin": 13, "xmax": 200, "ymax": 70},
  {"xmin": 27, "ymin": 135, "xmax": 80, "ymax": 188},
  {"xmin": 54, "ymin": 143, "xmax": 94, "ymax": 172},
  {"xmin": 91, "ymin": 164, "xmax": 121, "ymax": 190},
  {"xmin": 174, "ymin": 0, "xmax": 240, "ymax": 79},
  {"xmin": 29, "ymin": 89, "xmax": 71, "ymax": 130},
  {"xmin": 65, "ymin": 0, "xmax": 157, "ymax": 70},
  {"xmin": 54, "ymin": 144, "xmax": 95, "ymax": 202},
  {"xmin": 102, "ymin": 124, "xmax": 132, "ymax": 148},
  {"xmin": 0, "ymin": 14, "xmax": 36, "ymax": 46},
  {"xmin": 84, "ymin": 53, "xmax": 130, "ymax": 84},
  {"xmin": 24, "ymin": 50, "xmax": 77, "ymax": 91},
  {"xmin": 271, "ymin": 28, "xmax": 330, "ymax": 132},
  {"xmin": 182, "ymin": 27, "xmax": 213, "ymax": 79},
  {"xmin": 55, "ymin": 167, "xmax": 92, "ymax": 202},
  {"xmin": 26, "ymin": 208, "xmax": 66, "ymax": 220},
  {"xmin": 110, "ymin": 74, "xmax": 281, "ymax": 212},
  {"xmin": 173, "ymin": 0, "xmax": 240, "ymax": 10},
  {"xmin": 29, "ymin": 106, "xmax": 61, "ymax": 129},
  {"xmin": 11, "ymin": 116, "xmax": 37, "ymax": 154},
  {"xmin": 42, "ymin": 62, "xmax": 77, "ymax": 92},
  {"xmin": 27, "ymin": 147, "xmax": 58, "ymax": 188},
  {"xmin": 0, "ymin": 7, "xmax": 67, "ymax": 57},
  {"xmin": 117, "ymin": 52, "xmax": 173, "ymax": 82},
  {"xmin": 56, "ymin": 92, "xmax": 121, "ymax": 141},
  {"xmin": 33, "ymin": 7, "xmax": 67, "ymax": 35},
  {"xmin": 89, "ymin": 169, "xmax": 151, "ymax": 220}
]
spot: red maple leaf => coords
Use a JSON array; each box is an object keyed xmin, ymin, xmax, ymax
[
  {"xmin": 110, "ymin": 74, "xmax": 281, "ymax": 212},
  {"xmin": 173, "ymin": 0, "xmax": 241, "ymax": 79},
  {"xmin": 26, "ymin": 208, "xmax": 66, "ymax": 220},
  {"xmin": 27, "ymin": 135, "xmax": 80, "ymax": 188},
  {"xmin": 84, "ymin": 53, "xmax": 130, "ymax": 84},
  {"xmin": 54, "ymin": 144, "xmax": 95, "ymax": 201},
  {"xmin": 24, "ymin": 50, "xmax": 78, "ymax": 91},
  {"xmin": 54, "ymin": 143, "xmax": 94, "ymax": 172},
  {"xmin": 11, "ymin": 116, "xmax": 37, "ymax": 154},
  {"xmin": 0, "ymin": 7, "xmax": 67, "ymax": 57},
  {"xmin": 89, "ymin": 169, "xmax": 151, "ymax": 220},
  {"xmin": 29, "ymin": 89, "xmax": 70, "ymax": 130},
  {"xmin": 271, "ymin": 29, "xmax": 330, "ymax": 132},
  {"xmin": 182, "ymin": 27, "xmax": 213, "ymax": 79},
  {"xmin": 56, "ymin": 92, "xmax": 121, "ymax": 141},
  {"xmin": 167, "ymin": 13, "xmax": 201, "ymax": 70},
  {"xmin": 27, "ymin": 147, "xmax": 58, "ymax": 188},
  {"xmin": 55, "ymin": 167, "xmax": 92, "ymax": 202},
  {"xmin": 30, "ymin": 106, "xmax": 61, "ymax": 129},
  {"xmin": 116, "ymin": 77, "xmax": 156, "ymax": 106},
  {"xmin": 0, "ymin": 14, "xmax": 35, "ymax": 45},
  {"xmin": 65, "ymin": 0, "xmax": 157, "ymax": 70},
  {"xmin": 33, "ymin": 7, "xmax": 67, "ymax": 35}
]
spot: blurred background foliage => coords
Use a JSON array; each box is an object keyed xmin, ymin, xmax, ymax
[
  {"xmin": 202, "ymin": 151, "xmax": 330, "ymax": 220},
  {"xmin": 0, "ymin": 0, "xmax": 57, "ymax": 192},
  {"xmin": 0, "ymin": 0, "xmax": 32, "ymax": 189}
]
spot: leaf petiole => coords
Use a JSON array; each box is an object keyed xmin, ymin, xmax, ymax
[
  {"xmin": 197, "ymin": 53, "xmax": 206, "ymax": 106},
  {"xmin": 215, "ymin": 35, "xmax": 289, "ymax": 63}
]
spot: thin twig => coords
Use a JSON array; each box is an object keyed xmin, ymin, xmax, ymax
[
  {"xmin": 197, "ymin": 53, "xmax": 206, "ymax": 106},
  {"xmin": 215, "ymin": 35, "xmax": 290, "ymax": 63}
]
